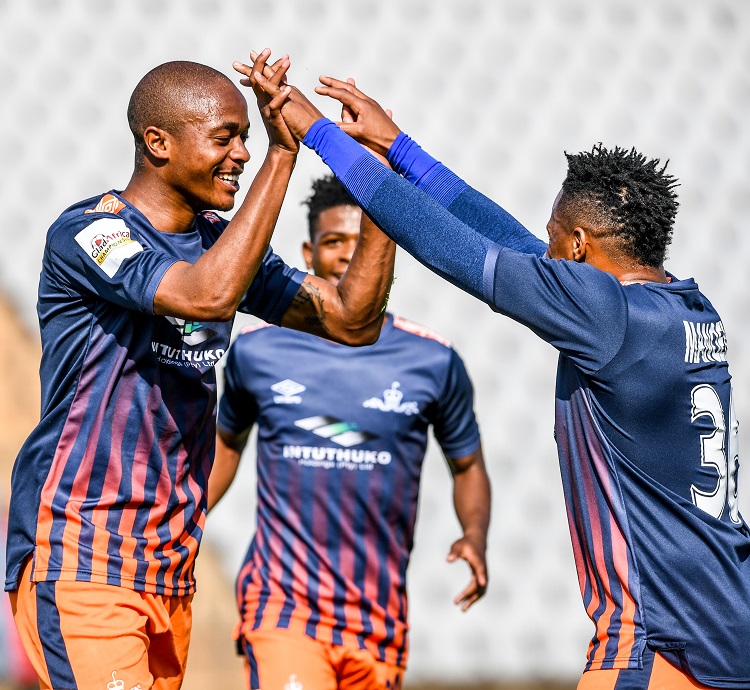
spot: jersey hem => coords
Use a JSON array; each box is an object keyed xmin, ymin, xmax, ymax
[{"xmin": 31, "ymin": 566, "xmax": 196, "ymax": 597}]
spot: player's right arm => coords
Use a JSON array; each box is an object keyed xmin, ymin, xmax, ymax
[{"xmin": 207, "ymin": 427, "xmax": 250, "ymax": 512}]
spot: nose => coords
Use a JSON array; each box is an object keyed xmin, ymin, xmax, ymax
[
  {"xmin": 341, "ymin": 239, "xmax": 357, "ymax": 264},
  {"xmin": 231, "ymin": 138, "xmax": 251, "ymax": 164}
]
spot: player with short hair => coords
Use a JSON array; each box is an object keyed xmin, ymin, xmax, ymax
[
  {"xmin": 5, "ymin": 53, "xmax": 395, "ymax": 690},
  {"xmin": 243, "ymin": 61, "xmax": 750, "ymax": 689},
  {"xmin": 207, "ymin": 174, "xmax": 491, "ymax": 690}
]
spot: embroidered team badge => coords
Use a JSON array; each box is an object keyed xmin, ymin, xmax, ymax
[
  {"xmin": 74, "ymin": 218, "xmax": 143, "ymax": 278},
  {"xmin": 363, "ymin": 382, "xmax": 419, "ymax": 416}
]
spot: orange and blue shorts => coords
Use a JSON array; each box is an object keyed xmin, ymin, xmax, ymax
[
  {"xmin": 239, "ymin": 627, "xmax": 403, "ymax": 690},
  {"xmin": 9, "ymin": 557, "xmax": 192, "ymax": 690},
  {"xmin": 579, "ymin": 648, "xmax": 713, "ymax": 690}
]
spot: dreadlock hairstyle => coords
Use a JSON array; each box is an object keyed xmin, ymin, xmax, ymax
[
  {"xmin": 303, "ymin": 174, "xmax": 357, "ymax": 241},
  {"xmin": 559, "ymin": 144, "xmax": 680, "ymax": 267}
]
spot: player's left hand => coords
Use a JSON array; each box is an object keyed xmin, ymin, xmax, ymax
[{"xmin": 447, "ymin": 532, "xmax": 488, "ymax": 611}]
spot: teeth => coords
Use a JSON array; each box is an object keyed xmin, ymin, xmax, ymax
[{"xmin": 218, "ymin": 174, "xmax": 239, "ymax": 183}]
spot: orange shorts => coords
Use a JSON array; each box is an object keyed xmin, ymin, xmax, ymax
[
  {"xmin": 9, "ymin": 557, "xmax": 192, "ymax": 690},
  {"xmin": 578, "ymin": 650, "xmax": 712, "ymax": 690},
  {"xmin": 239, "ymin": 628, "xmax": 403, "ymax": 690}
]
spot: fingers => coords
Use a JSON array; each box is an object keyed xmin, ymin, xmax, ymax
[
  {"xmin": 447, "ymin": 540, "xmax": 488, "ymax": 612},
  {"xmin": 319, "ymin": 74, "xmax": 368, "ymax": 99},
  {"xmin": 234, "ymin": 49, "xmax": 290, "ymax": 88}
]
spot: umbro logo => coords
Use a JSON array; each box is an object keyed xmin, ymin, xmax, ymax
[{"xmin": 272, "ymin": 379, "xmax": 306, "ymax": 404}]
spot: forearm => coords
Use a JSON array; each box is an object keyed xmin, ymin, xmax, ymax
[
  {"xmin": 207, "ymin": 430, "xmax": 247, "ymax": 512},
  {"xmin": 155, "ymin": 147, "xmax": 296, "ymax": 321},
  {"xmin": 452, "ymin": 455, "xmax": 491, "ymax": 545},
  {"xmin": 304, "ymin": 120, "xmax": 495, "ymax": 301},
  {"xmin": 387, "ymin": 133, "xmax": 547, "ymax": 256}
]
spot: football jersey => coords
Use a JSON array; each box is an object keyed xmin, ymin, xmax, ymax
[
  {"xmin": 5, "ymin": 191, "xmax": 305, "ymax": 597},
  {"xmin": 217, "ymin": 314, "xmax": 481, "ymax": 669},
  {"xmin": 485, "ymin": 249, "xmax": 750, "ymax": 687}
]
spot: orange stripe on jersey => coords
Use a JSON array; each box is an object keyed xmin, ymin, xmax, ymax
[
  {"xmin": 392, "ymin": 316, "xmax": 451, "ymax": 347},
  {"xmin": 608, "ymin": 514, "xmax": 637, "ymax": 663}
]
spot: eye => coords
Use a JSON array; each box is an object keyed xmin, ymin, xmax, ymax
[{"xmin": 215, "ymin": 137, "xmax": 231, "ymax": 145}]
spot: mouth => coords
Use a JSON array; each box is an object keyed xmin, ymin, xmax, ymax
[{"xmin": 216, "ymin": 172, "xmax": 241, "ymax": 192}]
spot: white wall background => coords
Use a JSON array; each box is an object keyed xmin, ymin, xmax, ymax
[{"xmin": 1, "ymin": 0, "xmax": 749, "ymax": 684}]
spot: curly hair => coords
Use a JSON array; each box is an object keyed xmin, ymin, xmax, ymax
[
  {"xmin": 559, "ymin": 144, "xmax": 680, "ymax": 267},
  {"xmin": 302, "ymin": 174, "xmax": 357, "ymax": 241}
]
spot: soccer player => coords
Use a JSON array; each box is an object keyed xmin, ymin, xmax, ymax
[
  {"xmin": 243, "ymin": 62, "xmax": 750, "ymax": 688},
  {"xmin": 4, "ymin": 52, "xmax": 395, "ymax": 690},
  {"xmin": 207, "ymin": 174, "xmax": 490, "ymax": 690}
]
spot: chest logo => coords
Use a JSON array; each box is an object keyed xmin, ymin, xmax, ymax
[
  {"xmin": 363, "ymin": 381, "xmax": 419, "ymax": 416},
  {"xmin": 165, "ymin": 317, "xmax": 215, "ymax": 346},
  {"xmin": 272, "ymin": 379, "xmax": 306, "ymax": 404}
]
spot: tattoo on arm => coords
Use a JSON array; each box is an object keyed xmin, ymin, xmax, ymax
[{"xmin": 292, "ymin": 282, "xmax": 326, "ymax": 327}]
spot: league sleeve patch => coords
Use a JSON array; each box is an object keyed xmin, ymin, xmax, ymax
[
  {"xmin": 84, "ymin": 193, "xmax": 126, "ymax": 215},
  {"xmin": 74, "ymin": 217, "xmax": 144, "ymax": 278}
]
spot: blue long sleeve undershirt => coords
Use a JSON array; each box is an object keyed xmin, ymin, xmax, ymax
[{"xmin": 303, "ymin": 119, "xmax": 546, "ymax": 302}]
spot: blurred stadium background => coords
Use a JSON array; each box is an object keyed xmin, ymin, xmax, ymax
[{"xmin": 1, "ymin": 1, "xmax": 749, "ymax": 688}]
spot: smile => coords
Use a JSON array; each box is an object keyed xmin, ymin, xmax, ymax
[{"xmin": 217, "ymin": 173, "xmax": 240, "ymax": 190}]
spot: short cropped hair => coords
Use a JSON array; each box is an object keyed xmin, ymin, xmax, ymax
[
  {"xmin": 127, "ymin": 61, "xmax": 234, "ymax": 168},
  {"xmin": 302, "ymin": 175, "xmax": 357, "ymax": 241},
  {"xmin": 559, "ymin": 144, "xmax": 680, "ymax": 267}
]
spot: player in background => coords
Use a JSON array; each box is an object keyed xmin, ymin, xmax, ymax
[
  {"xmin": 243, "ymin": 58, "xmax": 750, "ymax": 689},
  {"xmin": 207, "ymin": 174, "xmax": 490, "ymax": 690},
  {"xmin": 5, "ymin": 52, "xmax": 395, "ymax": 690}
]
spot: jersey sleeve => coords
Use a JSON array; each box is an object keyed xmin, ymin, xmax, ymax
[
  {"xmin": 217, "ymin": 339, "xmax": 260, "ymax": 435},
  {"xmin": 488, "ymin": 247, "xmax": 628, "ymax": 372},
  {"xmin": 431, "ymin": 349, "xmax": 481, "ymax": 461},
  {"xmin": 387, "ymin": 133, "xmax": 548, "ymax": 256},
  {"xmin": 237, "ymin": 248, "xmax": 306, "ymax": 324},
  {"xmin": 47, "ymin": 215, "xmax": 175, "ymax": 313}
]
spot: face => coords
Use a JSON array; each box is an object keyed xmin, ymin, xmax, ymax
[
  {"xmin": 545, "ymin": 190, "xmax": 577, "ymax": 260},
  {"xmin": 165, "ymin": 81, "xmax": 251, "ymax": 213},
  {"xmin": 302, "ymin": 205, "xmax": 361, "ymax": 285}
]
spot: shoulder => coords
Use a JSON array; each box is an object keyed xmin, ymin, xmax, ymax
[{"xmin": 391, "ymin": 315, "xmax": 452, "ymax": 349}]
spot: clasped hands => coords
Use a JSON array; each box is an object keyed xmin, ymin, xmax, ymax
[{"xmin": 233, "ymin": 48, "xmax": 400, "ymax": 158}]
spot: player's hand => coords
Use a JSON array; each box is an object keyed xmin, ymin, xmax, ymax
[
  {"xmin": 315, "ymin": 76, "xmax": 401, "ymax": 156},
  {"xmin": 233, "ymin": 49, "xmax": 298, "ymax": 155},
  {"xmin": 447, "ymin": 532, "xmax": 488, "ymax": 612},
  {"xmin": 239, "ymin": 50, "xmax": 325, "ymax": 143}
]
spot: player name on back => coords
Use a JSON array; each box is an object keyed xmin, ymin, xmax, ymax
[{"xmin": 683, "ymin": 319, "xmax": 727, "ymax": 364}]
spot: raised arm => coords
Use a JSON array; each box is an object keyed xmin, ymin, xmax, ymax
[
  {"xmin": 447, "ymin": 445, "xmax": 491, "ymax": 611},
  {"xmin": 318, "ymin": 77, "xmax": 546, "ymax": 257},
  {"xmin": 235, "ymin": 58, "xmax": 396, "ymax": 345}
]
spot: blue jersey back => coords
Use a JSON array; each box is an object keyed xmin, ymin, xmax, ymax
[
  {"xmin": 488, "ymin": 249, "xmax": 749, "ymax": 687},
  {"xmin": 6, "ymin": 192, "xmax": 304, "ymax": 596},
  {"xmin": 218, "ymin": 314, "xmax": 480, "ymax": 668}
]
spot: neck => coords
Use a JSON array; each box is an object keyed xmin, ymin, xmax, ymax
[
  {"xmin": 121, "ymin": 172, "xmax": 197, "ymax": 234},
  {"xmin": 617, "ymin": 266, "xmax": 669, "ymax": 285}
]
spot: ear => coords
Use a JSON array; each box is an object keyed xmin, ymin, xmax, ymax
[
  {"xmin": 301, "ymin": 241, "xmax": 314, "ymax": 270},
  {"xmin": 571, "ymin": 227, "xmax": 588, "ymax": 262},
  {"xmin": 142, "ymin": 126, "xmax": 171, "ymax": 161}
]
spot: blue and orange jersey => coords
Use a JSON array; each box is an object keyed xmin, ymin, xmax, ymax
[
  {"xmin": 217, "ymin": 315, "xmax": 480, "ymax": 669},
  {"xmin": 5, "ymin": 191, "xmax": 304, "ymax": 596},
  {"xmin": 484, "ymin": 250, "xmax": 750, "ymax": 687}
]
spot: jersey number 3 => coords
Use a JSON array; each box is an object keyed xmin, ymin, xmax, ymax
[{"xmin": 690, "ymin": 384, "xmax": 740, "ymax": 524}]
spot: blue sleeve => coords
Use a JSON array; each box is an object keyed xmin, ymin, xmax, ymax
[
  {"xmin": 431, "ymin": 349, "xmax": 481, "ymax": 461},
  {"xmin": 387, "ymin": 133, "xmax": 547, "ymax": 256},
  {"xmin": 489, "ymin": 248, "xmax": 628, "ymax": 372},
  {"xmin": 304, "ymin": 119, "xmax": 495, "ymax": 300},
  {"xmin": 238, "ymin": 248, "xmax": 306, "ymax": 324},
  {"xmin": 47, "ymin": 215, "xmax": 175, "ymax": 313},
  {"xmin": 217, "ymin": 338, "xmax": 260, "ymax": 435}
]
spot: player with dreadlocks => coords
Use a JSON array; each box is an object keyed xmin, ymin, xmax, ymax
[{"xmin": 239, "ymin": 58, "xmax": 750, "ymax": 689}]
